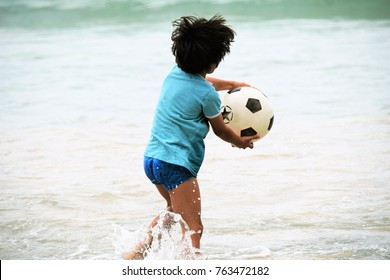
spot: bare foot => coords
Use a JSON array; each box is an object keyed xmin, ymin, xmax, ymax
[
  {"xmin": 123, "ymin": 242, "xmax": 150, "ymax": 260},
  {"xmin": 123, "ymin": 250, "xmax": 145, "ymax": 260}
]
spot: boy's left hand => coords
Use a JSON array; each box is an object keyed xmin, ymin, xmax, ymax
[{"xmin": 231, "ymin": 81, "xmax": 251, "ymax": 89}]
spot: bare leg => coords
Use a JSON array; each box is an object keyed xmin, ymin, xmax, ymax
[
  {"xmin": 124, "ymin": 184, "xmax": 174, "ymax": 260},
  {"xmin": 124, "ymin": 179, "xmax": 203, "ymax": 259},
  {"xmin": 169, "ymin": 178, "xmax": 203, "ymax": 249}
]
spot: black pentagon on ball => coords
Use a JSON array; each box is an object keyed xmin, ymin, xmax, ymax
[
  {"xmin": 241, "ymin": 127, "xmax": 257, "ymax": 137},
  {"xmin": 227, "ymin": 87, "xmax": 242, "ymax": 94},
  {"xmin": 246, "ymin": 98, "xmax": 262, "ymax": 113},
  {"xmin": 268, "ymin": 115, "xmax": 274, "ymax": 131}
]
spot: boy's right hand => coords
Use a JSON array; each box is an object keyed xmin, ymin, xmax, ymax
[{"xmin": 233, "ymin": 134, "xmax": 261, "ymax": 149}]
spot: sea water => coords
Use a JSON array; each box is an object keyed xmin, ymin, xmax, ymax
[{"xmin": 0, "ymin": 0, "xmax": 389, "ymax": 260}]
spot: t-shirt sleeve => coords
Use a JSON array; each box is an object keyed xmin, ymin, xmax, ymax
[{"xmin": 202, "ymin": 89, "xmax": 221, "ymax": 119}]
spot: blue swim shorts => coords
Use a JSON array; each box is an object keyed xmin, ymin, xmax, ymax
[{"xmin": 144, "ymin": 156, "xmax": 194, "ymax": 191}]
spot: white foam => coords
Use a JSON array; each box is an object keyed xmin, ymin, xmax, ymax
[{"xmin": 113, "ymin": 211, "xmax": 202, "ymax": 260}]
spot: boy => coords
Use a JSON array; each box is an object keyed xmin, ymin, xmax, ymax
[{"xmin": 125, "ymin": 15, "xmax": 259, "ymax": 259}]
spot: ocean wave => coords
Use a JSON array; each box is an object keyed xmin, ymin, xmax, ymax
[{"xmin": 1, "ymin": 0, "xmax": 389, "ymax": 29}]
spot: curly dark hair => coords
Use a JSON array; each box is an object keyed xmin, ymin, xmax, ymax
[{"xmin": 171, "ymin": 15, "xmax": 235, "ymax": 74}]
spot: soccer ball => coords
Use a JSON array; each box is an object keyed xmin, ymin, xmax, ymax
[{"xmin": 221, "ymin": 87, "xmax": 274, "ymax": 141}]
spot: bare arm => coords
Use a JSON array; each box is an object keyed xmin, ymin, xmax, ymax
[
  {"xmin": 208, "ymin": 114, "xmax": 260, "ymax": 149},
  {"xmin": 206, "ymin": 76, "xmax": 250, "ymax": 91}
]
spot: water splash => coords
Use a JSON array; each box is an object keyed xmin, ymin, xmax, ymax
[
  {"xmin": 112, "ymin": 224, "xmax": 145, "ymax": 258},
  {"xmin": 113, "ymin": 211, "xmax": 202, "ymax": 260}
]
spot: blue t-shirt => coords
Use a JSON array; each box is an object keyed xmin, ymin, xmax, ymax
[{"xmin": 144, "ymin": 65, "xmax": 221, "ymax": 176}]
